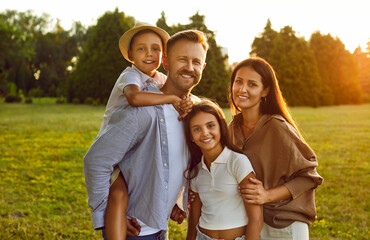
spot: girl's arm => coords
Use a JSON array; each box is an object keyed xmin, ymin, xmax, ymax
[
  {"xmin": 240, "ymin": 172, "xmax": 263, "ymax": 240},
  {"xmin": 186, "ymin": 190, "xmax": 202, "ymax": 240},
  {"xmin": 239, "ymin": 178, "xmax": 291, "ymax": 205},
  {"xmin": 124, "ymin": 84, "xmax": 181, "ymax": 106}
]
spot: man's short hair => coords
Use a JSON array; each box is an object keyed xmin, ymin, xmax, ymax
[{"xmin": 167, "ymin": 29, "xmax": 209, "ymax": 54}]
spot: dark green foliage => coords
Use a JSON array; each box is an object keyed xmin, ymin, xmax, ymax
[
  {"xmin": 251, "ymin": 19, "xmax": 363, "ymax": 106},
  {"xmin": 310, "ymin": 32, "xmax": 363, "ymax": 104},
  {"xmin": 25, "ymin": 98, "xmax": 33, "ymax": 104},
  {"xmin": 67, "ymin": 9, "xmax": 134, "ymax": 103},
  {"xmin": 5, "ymin": 94, "xmax": 22, "ymax": 103}
]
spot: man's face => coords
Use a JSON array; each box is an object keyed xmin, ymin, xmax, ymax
[{"xmin": 164, "ymin": 39, "xmax": 206, "ymax": 93}]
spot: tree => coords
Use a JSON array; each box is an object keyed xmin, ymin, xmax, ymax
[
  {"xmin": 251, "ymin": 21, "xmax": 324, "ymax": 106},
  {"xmin": 250, "ymin": 19, "xmax": 278, "ymax": 61},
  {"xmin": 67, "ymin": 9, "xmax": 134, "ymax": 103},
  {"xmin": 353, "ymin": 39, "xmax": 370, "ymax": 101},
  {"xmin": 35, "ymin": 22, "xmax": 79, "ymax": 97},
  {"xmin": 309, "ymin": 32, "xmax": 362, "ymax": 104}
]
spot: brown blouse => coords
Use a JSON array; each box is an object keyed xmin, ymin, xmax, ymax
[{"xmin": 229, "ymin": 114, "xmax": 323, "ymax": 228}]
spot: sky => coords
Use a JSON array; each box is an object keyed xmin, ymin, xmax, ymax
[{"xmin": 2, "ymin": 0, "xmax": 370, "ymax": 64}]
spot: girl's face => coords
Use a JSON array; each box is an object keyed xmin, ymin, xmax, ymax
[
  {"xmin": 189, "ymin": 111, "xmax": 223, "ymax": 155},
  {"xmin": 232, "ymin": 66, "xmax": 269, "ymax": 112}
]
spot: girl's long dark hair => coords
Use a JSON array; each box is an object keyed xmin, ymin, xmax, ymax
[{"xmin": 184, "ymin": 98, "xmax": 241, "ymax": 180}]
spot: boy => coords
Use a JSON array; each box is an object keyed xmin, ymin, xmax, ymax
[{"xmin": 96, "ymin": 22, "xmax": 191, "ymax": 239}]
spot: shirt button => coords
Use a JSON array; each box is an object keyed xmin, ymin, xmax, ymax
[
  {"xmin": 165, "ymin": 185, "xmax": 168, "ymax": 190},
  {"xmin": 160, "ymin": 118, "xmax": 164, "ymax": 122},
  {"xmin": 162, "ymin": 141, "xmax": 166, "ymax": 145},
  {"xmin": 164, "ymin": 163, "xmax": 167, "ymax": 167}
]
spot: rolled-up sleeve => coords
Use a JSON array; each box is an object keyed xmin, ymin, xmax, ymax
[{"xmin": 83, "ymin": 107, "xmax": 139, "ymax": 229}]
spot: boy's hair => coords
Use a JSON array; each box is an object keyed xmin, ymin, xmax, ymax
[
  {"xmin": 129, "ymin": 29, "xmax": 165, "ymax": 51},
  {"xmin": 183, "ymin": 98, "xmax": 241, "ymax": 180},
  {"xmin": 167, "ymin": 29, "xmax": 209, "ymax": 54}
]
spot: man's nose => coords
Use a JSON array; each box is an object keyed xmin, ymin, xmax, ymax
[{"xmin": 184, "ymin": 61, "xmax": 194, "ymax": 72}]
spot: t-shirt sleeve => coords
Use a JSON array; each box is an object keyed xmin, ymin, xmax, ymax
[
  {"xmin": 231, "ymin": 154, "xmax": 255, "ymax": 183},
  {"xmin": 190, "ymin": 177, "xmax": 198, "ymax": 193},
  {"xmin": 116, "ymin": 71, "xmax": 142, "ymax": 92}
]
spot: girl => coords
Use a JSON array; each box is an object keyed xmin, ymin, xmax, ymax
[
  {"xmin": 228, "ymin": 57, "xmax": 323, "ymax": 239},
  {"xmin": 185, "ymin": 99, "xmax": 263, "ymax": 240}
]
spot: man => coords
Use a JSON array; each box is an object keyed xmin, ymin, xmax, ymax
[{"xmin": 84, "ymin": 29, "xmax": 209, "ymax": 240}]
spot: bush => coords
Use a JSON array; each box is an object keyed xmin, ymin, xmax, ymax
[
  {"xmin": 28, "ymin": 88, "xmax": 44, "ymax": 98},
  {"xmin": 84, "ymin": 97, "xmax": 94, "ymax": 105},
  {"xmin": 93, "ymin": 98, "xmax": 101, "ymax": 106},
  {"xmin": 5, "ymin": 94, "xmax": 22, "ymax": 103},
  {"xmin": 25, "ymin": 98, "xmax": 33, "ymax": 104},
  {"xmin": 56, "ymin": 98, "xmax": 65, "ymax": 104},
  {"xmin": 72, "ymin": 98, "xmax": 80, "ymax": 104}
]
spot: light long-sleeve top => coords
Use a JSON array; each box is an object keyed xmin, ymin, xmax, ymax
[
  {"xmin": 84, "ymin": 84, "xmax": 189, "ymax": 230},
  {"xmin": 229, "ymin": 114, "xmax": 323, "ymax": 228}
]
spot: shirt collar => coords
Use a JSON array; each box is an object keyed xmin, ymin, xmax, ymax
[
  {"xmin": 200, "ymin": 146, "xmax": 230, "ymax": 170},
  {"xmin": 131, "ymin": 64, "xmax": 161, "ymax": 85}
]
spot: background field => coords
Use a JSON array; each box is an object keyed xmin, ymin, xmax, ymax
[{"xmin": 0, "ymin": 101, "xmax": 369, "ymax": 239}]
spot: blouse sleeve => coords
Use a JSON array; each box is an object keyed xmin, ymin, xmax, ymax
[{"xmin": 275, "ymin": 119, "xmax": 323, "ymax": 199}]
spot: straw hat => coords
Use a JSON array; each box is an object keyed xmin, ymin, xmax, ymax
[{"xmin": 119, "ymin": 22, "xmax": 170, "ymax": 63}]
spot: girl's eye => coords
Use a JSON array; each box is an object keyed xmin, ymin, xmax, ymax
[
  {"xmin": 248, "ymin": 83, "xmax": 257, "ymax": 87},
  {"xmin": 192, "ymin": 127, "xmax": 200, "ymax": 132},
  {"xmin": 235, "ymin": 80, "xmax": 242, "ymax": 84},
  {"xmin": 207, "ymin": 124, "xmax": 215, "ymax": 129}
]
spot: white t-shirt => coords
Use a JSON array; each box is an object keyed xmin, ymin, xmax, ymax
[
  {"xmin": 190, "ymin": 147, "xmax": 255, "ymax": 230},
  {"xmin": 97, "ymin": 65, "xmax": 166, "ymax": 136},
  {"xmin": 137, "ymin": 104, "xmax": 189, "ymax": 235}
]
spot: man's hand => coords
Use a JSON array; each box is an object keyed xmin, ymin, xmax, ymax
[
  {"xmin": 127, "ymin": 217, "xmax": 141, "ymax": 237},
  {"xmin": 170, "ymin": 204, "xmax": 186, "ymax": 224}
]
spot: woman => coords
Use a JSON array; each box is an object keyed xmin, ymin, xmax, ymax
[{"xmin": 228, "ymin": 57, "xmax": 323, "ymax": 239}]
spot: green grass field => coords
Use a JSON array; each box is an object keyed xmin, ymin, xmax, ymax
[{"xmin": 0, "ymin": 101, "xmax": 369, "ymax": 239}]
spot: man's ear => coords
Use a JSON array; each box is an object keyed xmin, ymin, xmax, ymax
[{"xmin": 163, "ymin": 55, "xmax": 168, "ymax": 71}]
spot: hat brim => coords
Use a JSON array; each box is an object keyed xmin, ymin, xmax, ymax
[{"xmin": 119, "ymin": 25, "xmax": 170, "ymax": 63}]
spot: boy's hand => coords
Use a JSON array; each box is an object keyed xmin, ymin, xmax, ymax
[
  {"xmin": 170, "ymin": 204, "xmax": 186, "ymax": 224},
  {"xmin": 177, "ymin": 96, "xmax": 193, "ymax": 121}
]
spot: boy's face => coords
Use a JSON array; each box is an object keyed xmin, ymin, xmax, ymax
[{"xmin": 128, "ymin": 32, "xmax": 163, "ymax": 77}]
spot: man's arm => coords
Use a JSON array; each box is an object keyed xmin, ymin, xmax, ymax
[{"xmin": 83, "ymin": 107, "xmax": 140, "ymax": 229}]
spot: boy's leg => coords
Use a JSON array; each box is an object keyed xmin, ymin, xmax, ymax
[{"xmin": 106, "ymin": 170, "xmax": 128, "ymax": 240}]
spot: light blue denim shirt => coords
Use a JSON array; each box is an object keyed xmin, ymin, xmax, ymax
[{"xmin": 84, "ymin": 85, "xmax": 189, "ymax": 230}]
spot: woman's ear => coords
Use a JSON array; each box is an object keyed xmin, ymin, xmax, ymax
[{"xmin": 262, "ymin": 86, "xmax": 270, "ymax": 97}]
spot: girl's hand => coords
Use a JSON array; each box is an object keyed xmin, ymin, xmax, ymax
[
  {"xmin": 177, "ymin": 96, "xmax": 193, "ymax": 120},
  {"xmin": 238, "ymin": 178, "xmax": 269, "ymax": 205},
  {"xmin": 127, "ymin": 217, "xmax": 141, "ymax": 236}
]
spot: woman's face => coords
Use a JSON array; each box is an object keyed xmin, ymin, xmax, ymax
[
  {"xmin": 232, "ymin": 66, "xmax": 268, "ymax": 111},
  {"xmin": 189, "ymin": 111, "xmax": 223, "ymax": 155}
]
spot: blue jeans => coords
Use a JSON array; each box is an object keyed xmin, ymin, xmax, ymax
[{"xmin": 102, "ymin": 229, "xmax": 168, "ymax": 240}]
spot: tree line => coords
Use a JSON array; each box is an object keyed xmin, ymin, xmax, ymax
[{"xmin": 1, "ymin": 9, "xmax": 369, "ymax": 106}]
